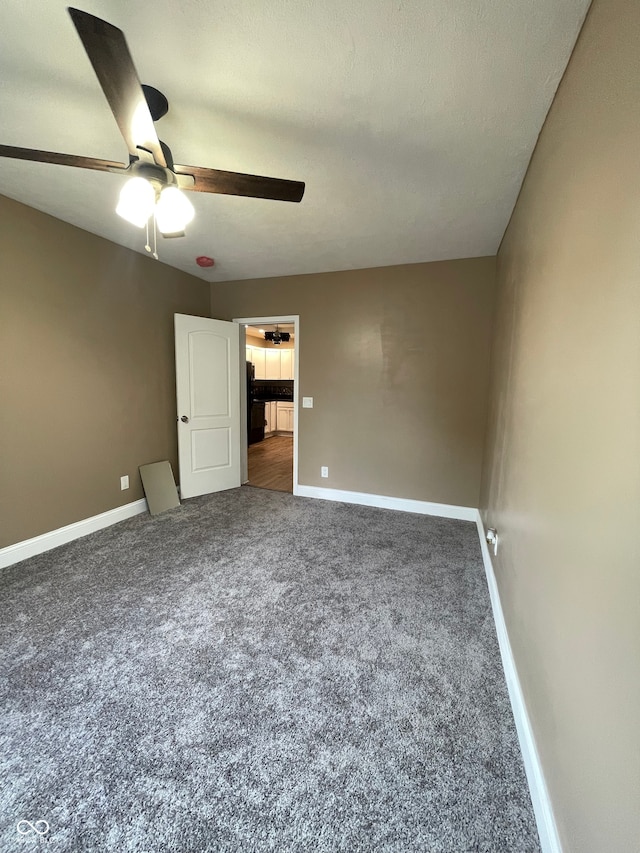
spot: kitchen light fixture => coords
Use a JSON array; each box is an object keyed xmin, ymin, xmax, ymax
[{"xmin": 264, "ymin": 326, "xmax": 290, "ymax": 345}]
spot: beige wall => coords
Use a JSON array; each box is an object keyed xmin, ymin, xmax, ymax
[
  {"xmin": 212, "ymin": 257, "xmax": 496, "ymax": 507},
  {"xmin": 0, "ymin": 195, "xmax": 210, "ymax": 548},
  {"xmin": 480, "ymin": 0, "xmax": 640, "ymax": 850}
]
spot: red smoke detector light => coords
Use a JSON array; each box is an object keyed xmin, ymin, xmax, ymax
[{"xmin": 196, "ymin": 256, "xmax": 215, "ymax": 268}]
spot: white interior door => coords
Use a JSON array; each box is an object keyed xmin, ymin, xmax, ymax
[{"xmin": 175, "ymin": 314, "xmax": 241, "ymax": 499}]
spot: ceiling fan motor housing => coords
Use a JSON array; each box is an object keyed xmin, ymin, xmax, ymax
[
  {"xmin": 130, "ymin": 160, "xmax": 177, "ymax": 195},
  {"xmin": 142, "ymin": 85, "xmax": 169, "ymax": 122}
]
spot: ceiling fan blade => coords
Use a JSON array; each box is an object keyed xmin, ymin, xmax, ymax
[
  {"xmin": 67, "ymin": 7, "xmax": 166, "ymax": 167},
  {"xmin": 0, "ymin": 144, "xmax": 127, "ymax": 173},
  {"xmin": 174, "ymin": 164, "xmax": 305, "ymax": 203}
]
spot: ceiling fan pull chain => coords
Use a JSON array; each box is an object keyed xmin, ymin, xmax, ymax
[
  {"xmin": 144, "ymin": 218, "xmax": 151, "ymax": 254},
  {"xmin": 152, "ymin": 213, "xmax": 158, "ymax": 260}
]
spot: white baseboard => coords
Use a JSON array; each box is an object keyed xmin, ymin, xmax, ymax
[
  {"xmin": 295, "ymin": 484, "xmax": 477, "ymax": 521},
  {"xmin": 0, "ymin": 499, "xmax": 148, "ymax": 570},
  {"xmin": 475, "ymin": 512, "xmax": 562, "ymax": 853}
]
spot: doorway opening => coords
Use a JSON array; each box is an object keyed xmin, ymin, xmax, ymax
[{"xmin": 234, "ymin": 315, "xmax": 299, "ymax": 495}]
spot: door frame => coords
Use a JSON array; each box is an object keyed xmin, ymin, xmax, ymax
[{"xmin": 234, "ymin": 315, "xmax": 300, "ymax": 495}]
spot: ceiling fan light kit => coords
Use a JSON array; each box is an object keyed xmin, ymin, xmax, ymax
[
  {"xmin": 0, "ymin": 7, "xmax": 305, "ymax": 261},
  {"xmin": 116, "ymin": 175, "xmax": 194, "ymax": 237}
]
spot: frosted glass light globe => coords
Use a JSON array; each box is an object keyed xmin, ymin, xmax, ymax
[
  {"xmin": 155, "ymin": 187, "xmax": 195, "ymax": 237},
  {"xmin": 116, "ymin": 177, "xmax": 155, "ymax": 228}
]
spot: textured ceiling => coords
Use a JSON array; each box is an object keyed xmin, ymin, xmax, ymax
[{"xmin": 0, "ymin": 0, "xmax": 591, "ymax": 282}]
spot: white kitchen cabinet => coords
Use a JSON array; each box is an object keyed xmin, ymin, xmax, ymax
[
  {"xmin": 265, "ymin": 349, "xmax": 281, "ymax": 380},
  {"xmin": 252, "ymin": 348, "xmax": 266, "ymax": 379},
  {"xmin": 247, "ymin": 345, "xmax": 295, "ymax": 381},
  {"xmin": 280, "ymin": 349, "xmax": 293, "ymax": 380},
  {"xmin": 276, "ymin": 402, "xmax": 294, "ymax": 433}
]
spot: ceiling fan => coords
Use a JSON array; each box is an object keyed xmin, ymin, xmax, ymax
[{"xmin": 0, "ymin": 7, "xmax": 305, "ymax": 244}]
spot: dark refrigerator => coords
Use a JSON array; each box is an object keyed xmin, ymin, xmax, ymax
[{"xmin": 246, "ymin": 362, "xmax": 265, "ymax": 444}]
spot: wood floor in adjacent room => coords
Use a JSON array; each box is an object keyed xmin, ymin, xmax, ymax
[{"xmin": 247, "ymin": 434, "xmax": 293, "ymax": 492}]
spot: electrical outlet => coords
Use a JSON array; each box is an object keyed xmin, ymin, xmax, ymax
[
  {"xmin": 302, "ymin": 397, "xmax": 314, "ymax": 408},
  {"xmin": 120, "ymin": 475, "xmax": 130, "ymax": 491},
  {"xmin": 486, "ymin": 528, "xmax": 499, "ymax": 556},
  {"xmin": 321, "ymin": 466, "xmax": 329, "ymax": 478}
]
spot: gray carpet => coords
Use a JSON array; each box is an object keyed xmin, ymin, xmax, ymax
[{"xmin": 1, "ymin": 487, "xmax": 540, "ymax": 852}]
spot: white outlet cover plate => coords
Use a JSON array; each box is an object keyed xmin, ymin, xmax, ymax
[
  {"xmin": 120, "ymin": 475, "xmax": 129, "ymax": 490},
  {"xmin": 302, "ymin": 397, "xmax": 313, "ymax": 408}
]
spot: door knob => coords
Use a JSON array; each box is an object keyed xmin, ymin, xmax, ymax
[{"xmin": 180, "ymin": 415, "xmax": 189, "ymax": 423}]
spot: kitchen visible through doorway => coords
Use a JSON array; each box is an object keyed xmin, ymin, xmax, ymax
[{"xmin": 245, "ymin": 322, "xmax": 295, "ymax": 493}]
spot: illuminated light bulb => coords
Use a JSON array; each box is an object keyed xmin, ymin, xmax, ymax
[
  {"xmin": 116, "ymin": 177, "xmax": 155, "ymax": 227},
  {"xmin": 155, "ymin": 186, "xmax": 195, "ymax": 237}
]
